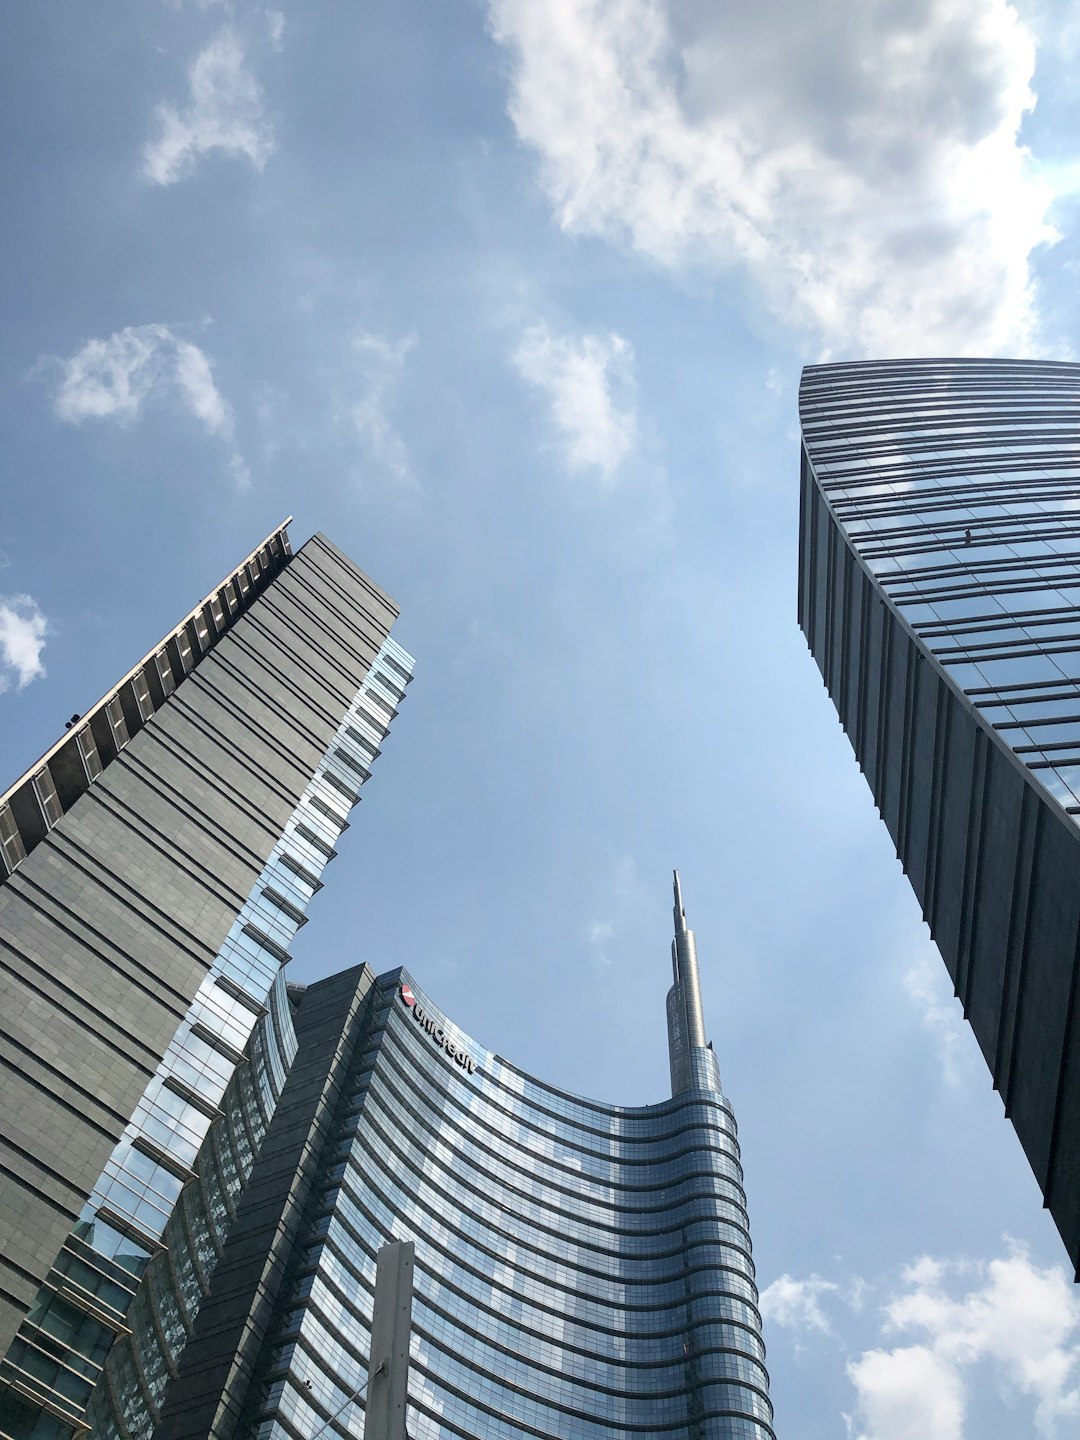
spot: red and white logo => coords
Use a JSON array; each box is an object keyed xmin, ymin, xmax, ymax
[{"xmin": 400, "ymin": 982, "xmax": 416, "ymax": 1007}]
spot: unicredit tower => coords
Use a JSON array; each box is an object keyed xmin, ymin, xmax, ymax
[{"xmin": 137, "ymin": 874, "xmax": 776, "ymax": 1440}]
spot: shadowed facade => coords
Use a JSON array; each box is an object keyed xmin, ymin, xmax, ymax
[{"xmin": 798, "ymin": 357, "xmax": 1080, "ymax": 1276}]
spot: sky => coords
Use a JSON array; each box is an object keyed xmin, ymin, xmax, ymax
[{"xmin": 2, "ymin": 2, "xmax": 1080, "ymax": 1437}]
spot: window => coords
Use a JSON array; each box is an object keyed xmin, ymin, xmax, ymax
[
  {"xmin": 333, "ymin": 746, "xmax": 369, "ymax": 781},
  {"xmin": 278, "ymin": 852, "xmax": 321, "ymax": 894},
  {"xmin": 154, "ymin": 649, "xmax": 176, "ymax": 697},
  {"xmin": 262, "ymin": 887, "xmax": 306, "ymax": 926},
  {"xmin": 192, "ymin": 612, "xmax": 211, "ymax": 652},
  {"xmin": 294, "ymin": 824, "xmax": 335, "ymax": 859},
  {"xmin": 344, "ymin": 726, "xmax": 378, "ymax": 759},
  {"xmin": 364, "ymin": 687, "xmax": 394, "ymax": 716},
  {"xmin": 373, "ymin": 673, "xmax": 405, "ymax": 702},
  {"xmin": 131, "ymin": 669, "xmax": 154, "ymax": 721},
  {"xmin": 76, "ymin": 728, "xmax": 103, "ymax": 783},
  {"xmin": 32, "ymin": 767, "xmax": 63, "ymax": 828},
  {"xmin": 174, "ymin": 628, "xmax": 194, "ymax": 674},
  {"xmin": 105, "ymin": 694, "xmax": 129, "ymax": 750},
  {"xmin": 0, "ymin": 802, "xmax": 27, "ymax": 874}
]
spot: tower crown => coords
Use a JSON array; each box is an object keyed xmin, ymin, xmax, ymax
[{"xmin": 665, "ymin": 870, "xmax": 722, "ymax": 1095}]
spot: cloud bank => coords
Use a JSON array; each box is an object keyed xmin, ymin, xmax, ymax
[
  {"xmin": 769, "ymin": 1248, "xmax": 1080, "ymax": 1439},
  {"xmin": 143, "ymin": 29, "xmax": 275, "ymax": 185},
  {"xmin": 488, "ymin": 0, "xmax": 1059, "ymax": 356}
]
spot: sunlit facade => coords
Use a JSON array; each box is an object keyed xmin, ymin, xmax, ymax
[
  {"xmin": 798, "ymin": 357, "xmax": 1080, "ymax": 1276},
  {"xmin": 0, "ymin": 525, "xmax": 413, "ymax": 1438},
  {"xmin": 193, "ymin": 879, "xmax": 774, "ymax": 1440}
]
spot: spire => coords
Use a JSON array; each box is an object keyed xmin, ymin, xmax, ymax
[{"xmin": 665, "ymin": 870, "xmax": 721, "ymax": 1096}]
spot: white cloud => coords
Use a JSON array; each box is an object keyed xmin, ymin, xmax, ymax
[
  {"xmin": 512, "ymin": 323, "xmax": 637, "ymax": 484},
  {"xmin": 173, "ymin": 338, "xmax": 232, "ymax": 437},
  {"xmin": 0, "ymin": 596, "xmax": 49, "ymax": 693},
  {"xmin": 347, "ymin": 330, "xmax": 417, "ymax": 486},
  {"xmin": 51, "ymin": 325, "xmax": 169, "ymax": 426},
  {"xmin": 902, "ymin": 940, "xmax": 974, "ymax": 1088},
  {"xmin": 488, "ymin": 0, "xmax": 1061, "ymax": 356},
  {"xmin": 849, "ymin": 1343, "xmax": 965, "ymax": 1440},
  {"xmin": 143, "ymin": 29, "xmax": 275, "ymax": 185},
  {"xmin": 761, "ymin": 1273, "xmax": 840, "ymax": 1334},
  {"xmin": 847, "ymin": 1248, "xmax": 1080, "ymax": 1439},
  {"xmin": 46, "ymin": 324, "xmax": 248, "ymax": 484},
  {"xmin": 266, "ymin": 9, "xmax": 286, "ymax": 50}
]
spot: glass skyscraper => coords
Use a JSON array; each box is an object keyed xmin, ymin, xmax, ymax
[
  {"xmin": 152, "ymin": 877, "xmax": 775, "ymax": 1440},
  {"xmin": 0, "ymin": 523, "xmax": 414, "ymax": 1437},
  {"xmin": 798, "ymin": 357, "xmax": 1080, "ymax": 1276},
  {"xmin": 0, "ymin": 525, "xmax": 775, "ymax": 1440}
]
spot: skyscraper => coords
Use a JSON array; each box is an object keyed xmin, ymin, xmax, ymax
[
  {"xmin": 797, "ymin": 357, "xmax": 1080, "ymax": 1276},
  {"xmin": 0, "ymin": 522, "xmax": 775, "ymax": 1439},
  {"xmin": 0, "ymin": 522, "xmax": 414, "ymax": 1436},
  {"xmin": 138, "ymin": 875, "xmax": 775, "ymax": 1440}
]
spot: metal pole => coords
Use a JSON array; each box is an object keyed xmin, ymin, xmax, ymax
[{"xmin": 364, "ymin": 1240, "xmax": 414, "ymax": 1440}]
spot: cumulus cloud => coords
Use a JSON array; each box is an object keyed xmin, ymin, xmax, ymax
[
  {"xmin": 902, "ymin": 940, "xmax": 974, "ymax": 1088},
  {"xmin": 848, "ymin": 1249, "xmax": 1080, "ymax": 1439},
  {"xmin": 488, "ymin": 0, "xmax": 1060, "ymax": 356},
  {"xmin": 347, "ymin": 331, "xmax": 417, "ymax": 486},
  {"xmin": 849, "ymin": 1343, "xmax": 966, "ymax": 1440},
  {"xmin": 761, "ymin": 1273, "xmax": 841, "ymax": 1334},
  {"xmin": 45, "ymin": 324, "xmax": 249, "ymax": 485},
  {"xmin": 512, "ymin": 324, "xmax": 637, "ymax": 483},
  {"xmin": 143, "ymin": 29, "xmax": 275, "ymax": 185},
  {"xmin": 0, "ymin": 596, "xmax": 49, "ymax": 693}
]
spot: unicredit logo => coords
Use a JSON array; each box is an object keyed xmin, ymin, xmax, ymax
[{"xmin": 399, "ymin": 983, "xmax": 476, "ymax": 1075}]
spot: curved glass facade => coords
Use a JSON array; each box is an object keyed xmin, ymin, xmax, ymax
[
  {"xmin": 84, "ymin": 968, "xmax": 299, "ymax": 1440},
  {"xmin": 798, "ymin": 357, "xmax": 1080, "ymax": 1275},
  {"xmin": 800, "ymin": 358, "xmax": 1080, "ymax": 816},
  {"xmin": 251, "ymin": 968, "xmax": 775, "ymax": 1440}
]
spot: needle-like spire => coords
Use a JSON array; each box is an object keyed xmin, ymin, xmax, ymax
[
  {"xmin": 673, "ymin": 869, "xmax": 686, "ymax": 934},
  {"xmin": 665, "ymin": 870, "xmax": 720, "ymax": 1095}
]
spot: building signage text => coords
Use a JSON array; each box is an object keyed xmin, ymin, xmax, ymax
[{"xmin": 399, "ymin": 983, "xmax": 476, "ymax": 1074}]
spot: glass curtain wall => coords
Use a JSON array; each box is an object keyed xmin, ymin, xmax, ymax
[{"xmin": 251, "ymin": 971, "xmax": 775, "ymax": 1440}]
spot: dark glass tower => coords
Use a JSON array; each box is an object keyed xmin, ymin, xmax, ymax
[
  {"xmin": 798, "ymin": 357, "xmax": 1080, "ymax": 1276},
  {"xmin": 0, "ymin": 523, "xmax": 413, "ymax": 1437},
  {"xmin": 149, "ymin": 876, "xmax": 775, "ymax": 1440}
]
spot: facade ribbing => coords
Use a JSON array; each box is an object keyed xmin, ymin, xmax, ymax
[
  {"xmin": 798, "ymin": 357, "xmax": 1080, "ymax": 1276},
  {"xmin": 0, "ymin": 526, "xmax": 775, "ymax": 1440},
  {"xmin": 0, "ymin": 525, "xmax": 413, "ymax": 1437},
  {"xmin": 153, "ymin": 886, "xmax": 774, "ymax": 1440}
]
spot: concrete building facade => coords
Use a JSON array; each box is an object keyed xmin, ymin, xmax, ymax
[{"xmin": 0, "ymin": 523, "xmax": 413, "ymax": 1436}]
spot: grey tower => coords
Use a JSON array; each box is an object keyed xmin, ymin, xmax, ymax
[
  {"xmin": 798, "ymin": 357, "xmax": 1080, "ymax": 1277},
  {"xmin": 0, "ymin": 523, "xmax": 414, "ymax": 1438},
  {"xmin": 667, "ymin": 871, "xmax": 723, "ymax": 1095}
]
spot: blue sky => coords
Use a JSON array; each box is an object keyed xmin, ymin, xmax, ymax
[{"xmin": 3, "ymin": 2, "xmax": 1080, "ymax": 1436}]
